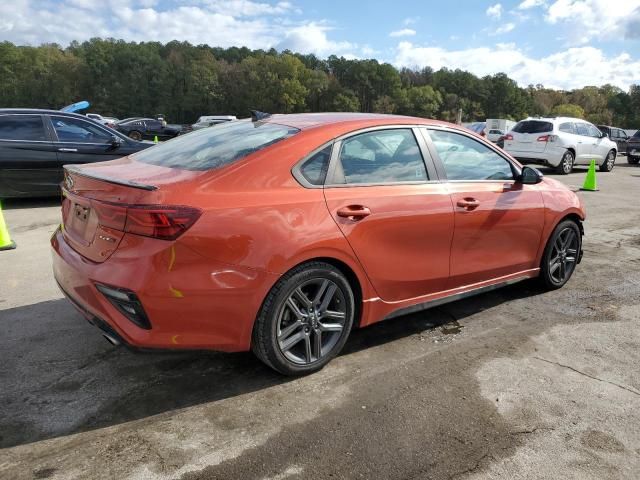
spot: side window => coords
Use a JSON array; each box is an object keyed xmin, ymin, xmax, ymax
[
  {"xmin": 575, "ymin": 123, "xmax": 590, "ymax": 136},
  {"xmin": 587, "ymin": 125, "xmax": 602, "ymax": 138},
  {"xmin": 428, "ymin": 129, "xmax": 514, "ymax": 181},
  {"xmin": 616, "ymin": 129, "xmax": 627, "ymax": 139},
  {"xmin": 298, "ymin": 145, "xmax": 332, "ymax": 186},
  {"xmin": 559, "ymin": 122, "xmax": 576, "ymax": 134},
  {"xmin": 333, "ymin": 129, "xmax": 428, "ymax": 184},
  {"xmin": 52, "ymin": 116, "xmax": 112, "ymax": 143},
  {"xmin": 0, "ymin": 115, "xmax": 47, "ymax": 141}
]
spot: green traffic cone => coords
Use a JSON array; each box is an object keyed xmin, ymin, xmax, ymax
[
  {"xmin": 154, "ymin": 135, "xmax": 159, "ymax": 144},
  {"xmin": 580, "ymin": 159, "xmax": 598, "ymax": 191},
  {"xmin": 0, "ymin": 200, "xmax": 16, "ymax": 251}
]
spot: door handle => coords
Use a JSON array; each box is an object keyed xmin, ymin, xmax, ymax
[
  {"xmin": 58, "ymin": 148, "xmax": 78, "ymax": 152},
  {"xmin": 456, "ymin": 198, "xmax": 480, "ymax": 210},
  {"xmin": 336, "ymin": 205, "xmax": 371, "ymax": 220}
]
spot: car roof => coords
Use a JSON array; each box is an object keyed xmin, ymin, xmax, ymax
[
  {"xmin": 0, "ymin": 108, "xmax": 93, "ymax": 118},
  {"xmin": 260, "ymin": 112, "xmax": 453, "ymax": 132}
]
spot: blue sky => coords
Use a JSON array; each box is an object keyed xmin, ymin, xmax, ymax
[{"xmin": 1, "ymin": 0, "xmax": 639, "ymax": 90}]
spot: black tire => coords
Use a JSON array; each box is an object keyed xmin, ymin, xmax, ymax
[
  {"xmin": 599, "ymin": 150, "xmax": 616, "ymax": 172},
  {"xmin": 252, "ymin": 262, "xmax": 355, "ymax": 376},
  {"xmin": 556, "ymin": 150, "xmax": 574, "ymax": 175},
  {"xmin": 539, "ymin": 219, "xmax": 582, "ymax": 290},
  {"xmin": 128, "ymin": 130, "xmax": 142, "ymax": 141},
  {"xmin": 628, "ymin": 155, "xmax": 639, "ymax": 165}
]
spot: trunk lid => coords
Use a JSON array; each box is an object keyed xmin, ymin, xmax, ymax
[
  {"xmin": 506, "ymin": 120, "xmax": 554, "ymax": 153},
  {"xmin": 61, "ymin": 156, "xmax": 202, "ymax": 262}
]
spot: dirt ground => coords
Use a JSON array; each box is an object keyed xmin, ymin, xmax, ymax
[{"xmin": 1, "ymin": 159, "xmax": 639, "ymax": 480}]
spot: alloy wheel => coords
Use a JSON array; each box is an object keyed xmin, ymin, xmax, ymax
[
  {"xmin": 606, "ymin": 151, "xmax": 615, "ymax": 170},
  {"xmin": 548, "ymin": 227, "xmax": 579, "ymax": 284},
  {"xmin": 276, "ymin": 278, "xmax": 347, "ymax": 365},
  {"xmin": 562, "ymin": 152, "xmax": 573, "ymax": 174}
]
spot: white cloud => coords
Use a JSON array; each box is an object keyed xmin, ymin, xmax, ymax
[
  {"xmin": 394, "ymin": 41, "xmax": 640, "ymax": 90},
  {"xmin": 389, "ymin": 28, "xmax": 416, "ymax": 37},
  {"xmin": 545, "ymin": 0, "xmax": 640, "ymax": 43},
  {"xmin": 489, "ymin": 22, "xmax": 516, "ymax": 35},
  {"xmin": 277, "ymin": 22, "xmax": 355, "ymax": 56},
  {"xmin": 403, "ymin": 17, "xmax": 419, "ymax": 25},
  {"xmin": 486, "ymin": 3, "xmax": 503, "ymax": 19},
  {"xmin": 518, "ymin": 0, "xmax": 546, "ymax": 9}
]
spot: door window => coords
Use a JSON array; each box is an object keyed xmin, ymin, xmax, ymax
[
  {"xmin": 332, "ymin": 129, "xmax": 428, "ymax": 184},
  {"xmin": 52, "ymin": 116, "xmax": 112, "ymax": 143},
  {"xmin": 0, "ymin": 115, "xmax": 47, "ymax": 141},
  {"xmin": 428, "ymin": 129, "xmax": 514, "ymax": 181},
  {"xmin": 559, "ymin": 122, "xmax": 576, "ymax": 134},
  {"xmin": 575, "ymin": 123, "xmax": 590, "ymax": 136},
  {"xmin": 586, "ymin": 125, "xmax": 602, "ymax": 138}
]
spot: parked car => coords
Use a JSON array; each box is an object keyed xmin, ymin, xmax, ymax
[
  {"xmin": 503, "ymin": 117, "xmax": 618, "ymax": 174},
  {"xmin": 487, "ymin": 129, "xmax": 505, "ymax": 143},
  {"xmin": 114, "ymin": 118, "xmax": 182, "ymax": 141},
  {"xmin": 0, "ymin": 109, "xmax": 153, "ymax": 198},
  {"xmin": 628, "ymin": 130, "xmax": 640, "ymax": 164},
  {"xmin": 52, "ymin": 112, "xmax": 585, "ymax": 375},
  {"xmin": 597, "ymin": 125, "xmax": 629, "ymax": 154},
  {"xmin": 86, "ymin": 113, "xmax": 119, "ymax": 129},
  {"xmin": 465, "ymin": 122, "xmax": 487, "ymax": 137},
  {"xmin": 192, "ymin": 115, "xmax": 237, "ymax": 130}
]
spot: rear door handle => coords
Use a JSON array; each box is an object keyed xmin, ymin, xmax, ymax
[
  {"xmin": 456, "ymin": 198, "xmax": 480, "ymax": 210},
  {"xmin": 58, "ymin": 148, "xmax": 78, "ymax": 152},
  {"xmin": 336, "ymin": 205, "xmax": 371, "ymax": 220}
]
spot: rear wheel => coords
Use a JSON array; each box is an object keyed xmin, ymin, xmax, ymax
[
  {"xmin": 556, "ymin": 150, "xmax": 574, "ymax": 175},
  {"xmin": 128, "ymin": 130, "xmax": 142, "ymax": 141},
  {"xmin": 539, "ymin": 220, "xmax": 581, "ymax": 290},
  {"xmin": 599, "ymin": 150, "xmax": 616, "ymax": 172},
  {"xmin": 252, "ymin": 262, "xmax": 355, "ymax": 375}
]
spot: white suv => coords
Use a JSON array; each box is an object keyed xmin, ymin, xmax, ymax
[{"xmin": 503, "ymin": 117, "xmax": 617, "ymax": 174}]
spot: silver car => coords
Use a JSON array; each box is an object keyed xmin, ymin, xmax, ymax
[
  {"xmin": 192, "ymin": 115, "xmax": 237, "ymax": 130},
  {"xmin": 503, "ymin": 117, "xmax": 618, "ymax": 174}
]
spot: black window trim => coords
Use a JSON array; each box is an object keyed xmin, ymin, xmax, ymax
[
  {"xmin": 291, "ymin": 141, "xmax": 335, "ymax": 189},
  {"xmin": 47, "ymin": 114, "xmax": 116, "ymax": 145},
  {"xmin": 422, "ymin": 125, "xmax": 521, "ymax": 183},
  {"xmin": 0, "ymin": 113, "xmax": 52, "ymax": 143}
]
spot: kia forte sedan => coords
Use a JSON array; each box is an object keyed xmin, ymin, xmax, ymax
[{"xmin": 52, "ymin": 113, "xmax": 585, "ymax": 375}]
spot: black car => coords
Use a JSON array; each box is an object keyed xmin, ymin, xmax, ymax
[
  {"xmin": 0, "ymin": 109, "xmax": 153, "ymax": 198},
  {"xmin": 597, "ymin": 125, "xmax": 630, "ymax": 154},
  {"xmin": 114, "ymin": 118, "xmax": 182, "ymax": 141},
  {"xmin": 627, "ymin": 130, "xmax": 640, "ymax": 165}
]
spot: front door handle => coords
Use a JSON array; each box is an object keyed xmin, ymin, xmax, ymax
[
  {"xmin": 58, "ymin": 148, "xmax": 78, "ymax": 152},
  {"xmin": 337, "ymin": 205, "xmax": 371, "ymax": 220},
  {"xmin": 456, "ymin": 198, "xmax": 480, "ymax": 210}
]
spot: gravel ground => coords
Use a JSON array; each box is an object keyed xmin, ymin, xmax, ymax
[{"xmin": 1, "ymin": 160, "xmax": 639, "ymax": 480}]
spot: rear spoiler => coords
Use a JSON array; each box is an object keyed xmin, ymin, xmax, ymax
[{"xmin": 64, "ymin": 165, "xmax": 158, "ymax": 191}]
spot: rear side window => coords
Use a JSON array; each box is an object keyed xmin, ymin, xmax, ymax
[
  {"xmin": 298, "ymin": 145, "xmax": 332, "ymax": 186},
  {"xmin": 559, "ymin": 122, "xmax": 576, "ymax": 134},
  {"xmin": 0, "ymin": 115, "xmax": 47, "ymax": 141},
  {"xmin": 133, "ymin": 120, "xmax": 299, "ymax": 171},
  {"xmin": 331, "ymin": 129, "xmax": 428, "ymax": 184},
  {"xmin": 512, "ymin": 120, "xmax": 553, "ymax": 134}
]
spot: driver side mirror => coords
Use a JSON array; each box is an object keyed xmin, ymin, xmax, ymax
[
  {"xmin": 110, "ymin": 135, "xmax": 122, "ymax": 148},
  {"xmin": 519, "ymin": 166, "xmax": 543, "ymax": 185}
]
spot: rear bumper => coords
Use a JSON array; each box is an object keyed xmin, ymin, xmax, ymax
[
  {"xmin": 505, "ymin": 145, "xmax": 565, "ymax": 167},
  {"xmin": 51, "ymin": 226, "xmax": 279, "ymax": 352}
]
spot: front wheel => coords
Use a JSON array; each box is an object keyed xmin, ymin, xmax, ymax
[
  {"xmin": 556, "ymin": 150, "xmax": 574, "ymax": 175},
  {"xmin": 599, "ymin": 150, "xmax": 616, "ymax": 172},
  {"xmin": 128, "ymin": 130, "xmax": 143, "ymax": 141},
  {"xmin": 539, "ymin": 220, "xmax": 582, "ymax": 290},
  {"xmin": 252, "ymin": 262, "xmax": 355, "ymax": 375}
]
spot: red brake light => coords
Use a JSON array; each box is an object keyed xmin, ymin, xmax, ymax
[
  {"xmin": 537, "ymin": 134, "xmax": 558, "ymax": 142},
  {"xmin": 124, "ymin": 205, "xmax": 202, "ymax": 240},
  {"xmin": 504, "ymin": 134, "xmax": 513, "ymax": 141},
  {"xmin": 91, "ymin": 201, "xmax": 202, "ymax": 240}
]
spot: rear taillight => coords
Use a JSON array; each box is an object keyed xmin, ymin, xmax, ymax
[
  {"xmin": 504, "ymin": 134, "xmax": 513, "ymax": 141},
  {"xmin": 92, "ymin": 201, "xmax": 201, "ymax": 241},
  {"xmin": 537, "ymin": 134, "xmax": 558, "ymax": 142},
  {"xmin": 125, "ymin": 205, "xmax": 202, "ymax": 240}
]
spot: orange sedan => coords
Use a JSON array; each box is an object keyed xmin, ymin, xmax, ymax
[{"xmin": 51, "ymin": 112, "xmax": 585, "ymax": 375}]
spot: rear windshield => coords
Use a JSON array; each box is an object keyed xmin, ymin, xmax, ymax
[
  {"xmin": 512, "ymin": 120, "xmax": 553, "ymax": 134},
  {"xmin": 132, "ymin": 120, "xmax": 299, "ymax": 171}
]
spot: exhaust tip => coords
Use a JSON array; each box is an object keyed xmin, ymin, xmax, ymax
[{"xmin": 102, "ymin": 333, "xmax": 121, "ymax": 346}]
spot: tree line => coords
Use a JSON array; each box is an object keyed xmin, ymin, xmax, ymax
[{"xmin": 0, "ymin": 38, "xmax": 638, "ymax": 128}]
